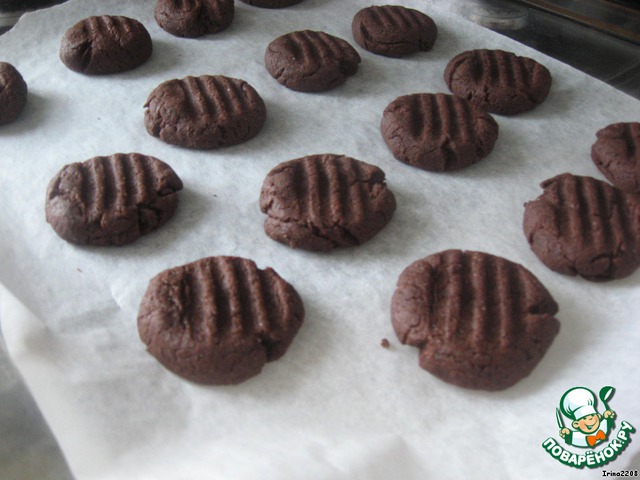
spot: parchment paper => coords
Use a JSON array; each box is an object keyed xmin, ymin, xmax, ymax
[{"xmin": 1, "ymin": 1, "xmax": 639, "ymax": 478}]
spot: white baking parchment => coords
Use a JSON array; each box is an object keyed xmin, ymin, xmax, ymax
[{"xmin": 1, "ymin": 0, "xmax": 639, "ymax": 478}]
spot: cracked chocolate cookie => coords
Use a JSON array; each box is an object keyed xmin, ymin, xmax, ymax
[
  {"xmin": 59, "ymin": 15, "xmax": 152, "ymax": 75},
  {"xmin": 154, "ymin": 0, "xmax": 234, "ymax": 38},
  {"xmin": 45, "ymin": 153, "xmax": 183, "ymax": 246},
  {"xmin": 380, "ymin": 92, "xmax": 499, "ymax": 172},
  {"xmin": 137, "ymin": 256, "xmax": 304, "ymax": 385},
  {"xmin": 524, "ymin": 173, "xmax": 640, "ymax": 281},
  {"xmin": 259, "ymin": 154, "xmax": 396, "ymax": 252},
  {"xmin": 144, "ymin": 75, "xmax": 266, "ymax": 149},
  {"xmin": 444, "ymin": 49, "xmax": 551, "ymax": 115},
  {"xmin": 265, "ymin": 30, "xmax": 361, "ymax": 92},
  {"xmin": 0, "ymin": 62, "xmax": 27, "ymax": 125},
  {"xmin": 351, "ymin": 5, "xmax": 438, "ymax": 58},
  {"xmin": 391, "ymin": 249, "xmax": 560, "ymax": 390},
  {"xmin": 591, "ymin": 122, "xmax": 640, "ymax": 194}
]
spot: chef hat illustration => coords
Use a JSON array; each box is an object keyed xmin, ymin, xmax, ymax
[{"xmin": 560, "ymin": 387, "xmax": 598, "ymax": 420}]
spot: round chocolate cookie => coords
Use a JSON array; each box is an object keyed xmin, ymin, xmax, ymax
[
  {"xmin": 591, "ymin": 122, "xmax": 640, "ymax": 194},
  {"xmin": 380, "ymin": 92, "xmax": 499, "ymax": 172},
  {"xmin": 0, "ymin": 62, "xmax": 27, "ymax": 125},
  {"xmin": 45, "ymin": 153, "xmax": 183, "ymax": 246},
  {"xmin": 259, "ymin": 154, "xmax": 396, "ymax": 252},
  {"xmin": 144, "ymin": 75, "xmax": 266, "ymax": 149},
  {"xmin": 59, "ymin": 15, "xmax": 152, "ymax": 75},
  {"xmin": 351, "ymin": 5, "xmax": 438, "ymax": 58},
  {"xmin": 391, "ymin": 249, "xmax": 560, "ymax": 391},
  {"xmin": 265, "ymin": 30, "xmax": 361, "ymax": 92},
  {"xmin": 523, "ymin": 173, "xmax": 640, "ymax": 281},
  {"xmin": 137, "ymin": 256, "xmax": 305, "ymax": 385},
  {"xmin": 444, "ymin": 49, "xmax": 552, "ymax": 115},
  {"xmin": 239, "ymin": 0, "xmax": 304, "ymax": 8},
  {"xmin": 154, "ymin": 0, "xmax": 234, "ymax": 38}
]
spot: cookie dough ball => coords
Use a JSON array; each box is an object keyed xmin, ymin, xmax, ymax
[{"xmin": 0, "ymin": 62, "xmax": 27, "ymax": 125}]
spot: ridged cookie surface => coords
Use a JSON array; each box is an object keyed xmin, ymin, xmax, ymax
[
  {"xmin": 381, "ymin": 92, "xmax": 498, "ymax": 171},
  {"xmin": 137, "ymin": 256, "xmax": 304, "ymax": 385},
  {"xmin": 392, "ymin": 250, "xmax": 560, "ymax": 390},
  {"xmin": 591, "ymin": 122, "xmax": 640, "ymax": 194},
  {"xmin": 351, "ymin": 5, "xmax": 437, "ymax": 57},
  {"xmin": 260, "ymin": 154, "xmax": 396, "ymax": 251},
  {"xmin": 265, "ymin": 30, "xmax": 361, "ymax": 92},
  {"xmin": 524, "ymin": 173, "xmax": 640, "ymax": 281},
  {"xmin": 59, "ymin": 15, "xmax": 152, "ymax": 74},
  {"xmin": 45, "ymin": 153, "xmax": 183, "ymax": 246},
  {"xmin": 144, "ymin": 75, "xmax": 266, "ymax": 149},
  {"xmin": 444, "ymin": 49, "xmax": 551, "ymax": 115},
  {"xmin": 154, "ymin": 0, "xmax": 234, "ymax": 38}
]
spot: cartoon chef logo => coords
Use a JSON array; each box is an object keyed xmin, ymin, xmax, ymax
[
  {"xmin": 542, "ymin": 385, "xmax": 635, "ymax": 469},
  {"xmin": 557, "ymin": 386, "xmax": 615, "ymax": 448}
]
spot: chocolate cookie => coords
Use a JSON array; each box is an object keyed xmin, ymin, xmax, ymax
[
  {"xmin": 239, "ymin": 0, "xmax": 304, "ymax": 8},
  {"xmin": 45, "ymin": 153, "xmax": 183, "ymax": 246},
  {"xmin": 523, "ymin": 173, "xmax": 640, "ymax": 281},
  {"xmin": 0, "ymin": 62, "xmax": 27, "ymax": 125},
  {"xmin": 380, "ymin": 92, "xmax": 499, "ymax": 171},
  {"xmin": 154, "ymin": 0, "xmax": 234, "ymax": 38},
  {"xmin": 391, "ymin": 250, "xmax": 560, "ymax": 391},
  {"xmin": 444, "ymin": 49, "xmax": 552, "ymax": 115},
  {"xmin": 59, "ymin": 15, "xmax": 152, "ymax": 75},
  {"xmin": 265, "ymin": 30, "xmax": 361, "ymax": 92},
  {"xmin": 137, "ymin": 256, "xmax": 304, "ymax": 385},
  {"xmin": 259, "ymin": 154, "xmax": 396, "ymax": 252},
  {"xmin": 351, "ymin": 5, "xmax": 438, "ymax": 58},
  {"xmin": 144, "ymin": 75, "xmax": 266, "ymax": 149},
  {"xmin": 591, "ymin": 122, "xmax": 640, "ymax": 194}
]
